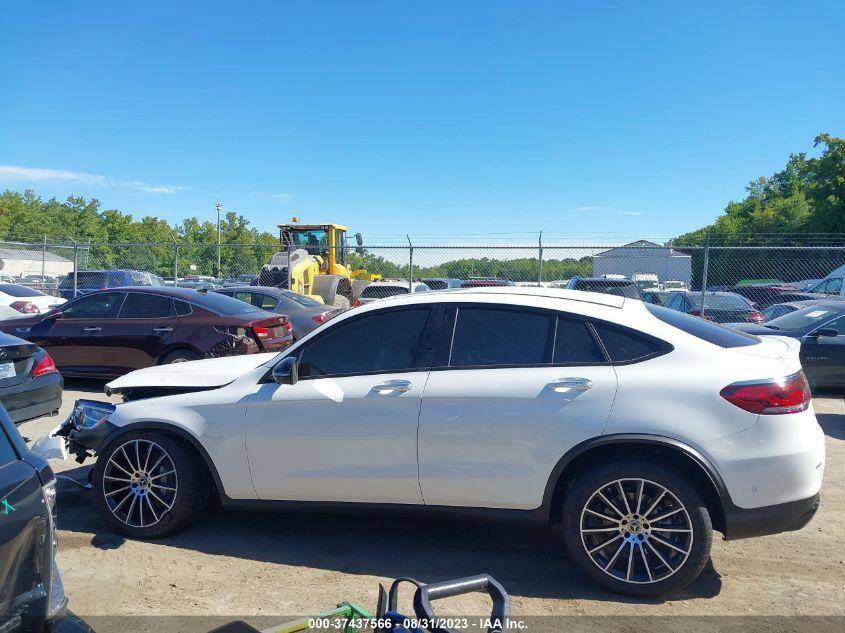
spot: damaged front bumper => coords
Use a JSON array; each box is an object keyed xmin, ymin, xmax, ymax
[{"xmin": 30, "ymin": 399, "xmax": 118, "ymax": 464}]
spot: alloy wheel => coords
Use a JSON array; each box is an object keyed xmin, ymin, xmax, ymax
[
  {"xmin": 102, "ymin": 439, "xmax": 178, "ymax": 528},
  {"xmin": 579, "ymin": 478, "xmax": 693, "ymax": 584}
]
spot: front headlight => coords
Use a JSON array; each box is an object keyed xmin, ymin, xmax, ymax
[{"xmin": 70, "ymin": 399, "xmax": 116, "ymax": 431}]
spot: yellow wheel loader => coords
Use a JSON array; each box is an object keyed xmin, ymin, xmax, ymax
[{"xmin": 259, "ymin": 222, "xmax": 378, "ymax": 308}]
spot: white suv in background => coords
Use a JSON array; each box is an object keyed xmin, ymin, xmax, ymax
[{"xmin": 36, "ymin": 287, "xmax": 825, "ymax": 596}]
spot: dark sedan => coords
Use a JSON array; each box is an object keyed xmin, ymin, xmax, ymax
[
  {"xmin": 730, "ymin": 302, "xmax": 845, "ymax": 390},
  {"xmin": 662, "ymin": 291, "xmax": 764, "ymax": 324},
  {"xmin": 0, "ymin": 287, "xmax": 293, "ymax": 378},
  {"xmin": 214, "ymin": 286, "xmax": 340, "ymax": 339},
  {"xmin": 0, "ymin": 331, "xmax": 62, "ymax": 424}
]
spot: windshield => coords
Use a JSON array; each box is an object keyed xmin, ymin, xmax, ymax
[
  {"xmin": 646, "ymin": 303, "xmax": 759, "ymax": 348},
  {"xmin": 284, "ymin": 229, "xmax": 328, "ymax": 254},
  {"xmin": 766, "ymin": 304, "xmax": 845, "ymax": 331},
  {"xmin": 361, "ymin": 285, "xmax": 409, "ymax": 299},
  {"xmin": 688, "ymin": 294, "xmax": 752, "ymax": 310},
  {"xmin": 280, "ymin": 290, "xmax": 323, "ymax": 307},
  {"xmin": 190, "ymin": 291, "xmax": 265, "ymax": 316}
]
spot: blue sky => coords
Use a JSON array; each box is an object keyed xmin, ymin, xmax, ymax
[{"xmin": 1, "ymin": 1, "xmax": 842, "ymax": 243}]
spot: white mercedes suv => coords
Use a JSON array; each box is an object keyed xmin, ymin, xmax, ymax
[{"xmin": 37, "ymin": 287, "xmax": 825, "ymax": 596}]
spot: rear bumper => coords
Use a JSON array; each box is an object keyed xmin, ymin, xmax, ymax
[
  {"xmin": 724, "ymin": 492, "xmax": 820, "ymax": 540},
  {"xmin": 0, "ymin": 372, "xmax": 63, "ymax": 424}
]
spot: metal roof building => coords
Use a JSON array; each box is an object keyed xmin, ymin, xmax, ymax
[{"xmin": 591, "ymin": 240, "xmax": 692, "ymax": 284}]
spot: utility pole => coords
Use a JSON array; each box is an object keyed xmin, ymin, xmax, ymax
[{"xmin": 215, "ymin": 202, "xmax": 222, "ymax": 279}]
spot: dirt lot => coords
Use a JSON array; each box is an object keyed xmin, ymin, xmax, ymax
[{"xmin": 17, "ymin": 380, "xmax": 845, "ymax": 629}]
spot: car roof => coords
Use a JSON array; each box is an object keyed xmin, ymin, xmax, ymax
[
  {"xmin": 369, "ymin": 285, "xmax": 626, "ymax": 308},
  {"xmin": 77, "ymin": 286, "xmax": 211, "ymax": 299}
]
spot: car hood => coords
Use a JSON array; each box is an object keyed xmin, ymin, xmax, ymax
[{"xmin": 106, "ymin": 352, "xmax": 279, "ymax": 393}]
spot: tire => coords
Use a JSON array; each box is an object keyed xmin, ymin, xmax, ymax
[
  {"xmin": 92, "ymin": 430, "xmax": 210, "ymax": 538},
  {"xmin": 160, "ymin": 349, "xmax": 201, "ymax": 364},
  {"xmin": 332, "ymin": 294, "xmax": 351, "ymax": 309},
  {"xmin": 560, "ymin": 459, "xmax": 712, "ymax": 597}
]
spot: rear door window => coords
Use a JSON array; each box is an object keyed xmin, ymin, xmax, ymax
[
  {"xmin": 449, "ymin": 307, "xmax": 555, "ymax": 367},
  {"xmin": 118, "ymin": 293, "xmax": 175, "ymax": 319},
  {"xmin": 554, "ymin": 317, "xmax": 607, "ymax": 364}
]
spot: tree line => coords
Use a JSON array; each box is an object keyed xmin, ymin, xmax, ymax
[{"xmin": 1, "ymin": 133, "xmax": 842, "ymax": 282}]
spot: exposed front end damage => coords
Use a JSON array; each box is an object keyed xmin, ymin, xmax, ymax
[{"xmin": 32, "ymin": 400, "xmax": 119, "ymax": 465}]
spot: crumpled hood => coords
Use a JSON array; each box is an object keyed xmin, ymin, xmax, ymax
[{"xmin": 106, "ymin": 352, "xmax": 278, "ymax": 393}]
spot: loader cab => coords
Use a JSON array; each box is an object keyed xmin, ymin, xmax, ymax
[{"xmin": 278, "ymin": 223, "xmax": 352, "ymax": 274}]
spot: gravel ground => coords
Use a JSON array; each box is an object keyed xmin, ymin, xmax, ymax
[{"xmin": 16, "ymin": 380, "xmax": 845, "ymax": 629}]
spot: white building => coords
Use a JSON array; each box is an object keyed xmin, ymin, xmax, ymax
[
  {"xmin": 0, "ymin": 247, "xmax": 74, "ymax": 278},
  {"xmin": 592, "ymin": 240, "xmax": 692, "ymax": 284}
]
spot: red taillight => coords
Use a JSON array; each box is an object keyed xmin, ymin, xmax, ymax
[
  {"xmin": 352, "ymin": 299, "xmax": 362, "ymax": 308},
  {"xmin": 312, "ymin": 311, "xmax": 333, "ymax": 324},
  {"xmin": 720, "ymin": 372, "xmax": 811, "ymax": 415},
  {"xmin": 748, "ymin": 311, "xmax": 765, "ymax": 324},
  {"xmin": 253, "ymin": 326, "xmax": 270, "ymax": 338},
  {"xmin": 32, "ymin": 353, "xmax": 58, "ymax": 377},
  {"xmin": 283, "ymin": 321, "xmax": 292, "ymax": 333},
  {"xmin": 10, "ymin": 301, "xmax": 40, "ymax": 314}
]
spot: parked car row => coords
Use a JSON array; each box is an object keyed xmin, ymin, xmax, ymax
[{"xmin": 0, "ymin": 287, "xmax": 294, "ymax": 379}]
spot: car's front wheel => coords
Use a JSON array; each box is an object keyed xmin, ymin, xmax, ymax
[
  {"xmin": 560, "ymin": 459, "xmax": 713, "ymax": 597},
  {"xmin": 92, "ymin": 431, "xmax": 210, "ymax": 538}
]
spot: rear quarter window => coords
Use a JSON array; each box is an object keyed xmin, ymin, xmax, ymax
[
  {"xmin": 644, "ymin": 303, "xmax": 759, "ymax": 348},
  {"xmin": 590, "ymin": 320, "xmax": 669, "ymax": 362}
]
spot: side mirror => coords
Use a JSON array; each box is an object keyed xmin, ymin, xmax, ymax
[
  {"xmin": 813, "ymin": 327, "xmax": 838, "ymax": 338},
  {"xmin": 354, "ymin": 232, "xmax": 365, "ymax": 254},
  {"xmin": 48, "ymin": 310, "xmax": 63, "ymax": 320},
  {"xmin": 272, "ymin": 356, "xmax": 299, "ymax": 385}
]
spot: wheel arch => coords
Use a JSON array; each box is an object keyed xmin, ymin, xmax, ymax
[
  {"xmin": 96, "ymin": 421, "xmax": 226, "ymax": 497},
  {"xmin": 543, "ymin": 434, "xmax": 728, "ymax": 535},
  {"xmin": 156, "ymin": 343, "xmax": 206, "ymax": 364}
]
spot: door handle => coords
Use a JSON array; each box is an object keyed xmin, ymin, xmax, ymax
[
  {"xmin": 547, "ymin": 377, "xmax": 593, "ymax": 393},
  {"xmin": 372, "ymin": 379, "xmax": 411, "ymax": 395},
  {"xmin": 152, "ymin": 327, "xmax": 174, "ymax": 333},
  {"xmin": 83, "ymin": 326, "xmax": 102, "ymax": 333}
]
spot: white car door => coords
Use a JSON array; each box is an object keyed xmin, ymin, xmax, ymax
[
  {"xmin": 418, "ymin": 305, "xmax": 619, "ymax": 510},
  {"xmin": 244, "ymin": 304, "xmax": 443, "ymax": 503}
]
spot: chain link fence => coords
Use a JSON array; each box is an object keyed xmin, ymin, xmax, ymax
[{"xmin": 2, "ymin": 238, "xmax": 844, "ymax": 305}]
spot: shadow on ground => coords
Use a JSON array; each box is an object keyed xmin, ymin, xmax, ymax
[
  {"xmin": 817, "ymin": 413, "xmax": 845, "ymax": 440},
  {"xmin": 55, "ymin": 464, "xmax": 722, "ymax": 604}
]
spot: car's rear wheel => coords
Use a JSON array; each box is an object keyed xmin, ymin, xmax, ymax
[
  {"xmin": 560, "ymin": 459, "xmax": 712, "ymax": 597},
  {"xmin": 160, "ymin": 349, "xmax": 201, "ymax": 364},
  {"xmin": 93, "ymin": 431, "xmax": 210, "ymax": 538}
]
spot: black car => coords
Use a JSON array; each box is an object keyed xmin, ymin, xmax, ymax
[
  {"xmin": 0, "ymin": 332, "xmax": 62, "ymax": 424},
  {"xmin": 214, "ymin": 286, "xmax": 341, "ymax": 339},
  {"xmin": 0, "ymin": 405, "xmax": 94, "ymax": 632},
  {"xmin": 731, "ymin": 302, "xmax": 845, "ymax": 390},
  {"xmin": 662, "ymin": 291, "xmax": 764, "ymax": 324},
  {"xmin": 565, "ymin": 276, "xmax": 642, "ymax": 299}
]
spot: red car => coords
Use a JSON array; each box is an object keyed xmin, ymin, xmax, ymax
[{"xmin": 0, "ymin": 287, "xmax": 293, "ymax": 378}]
